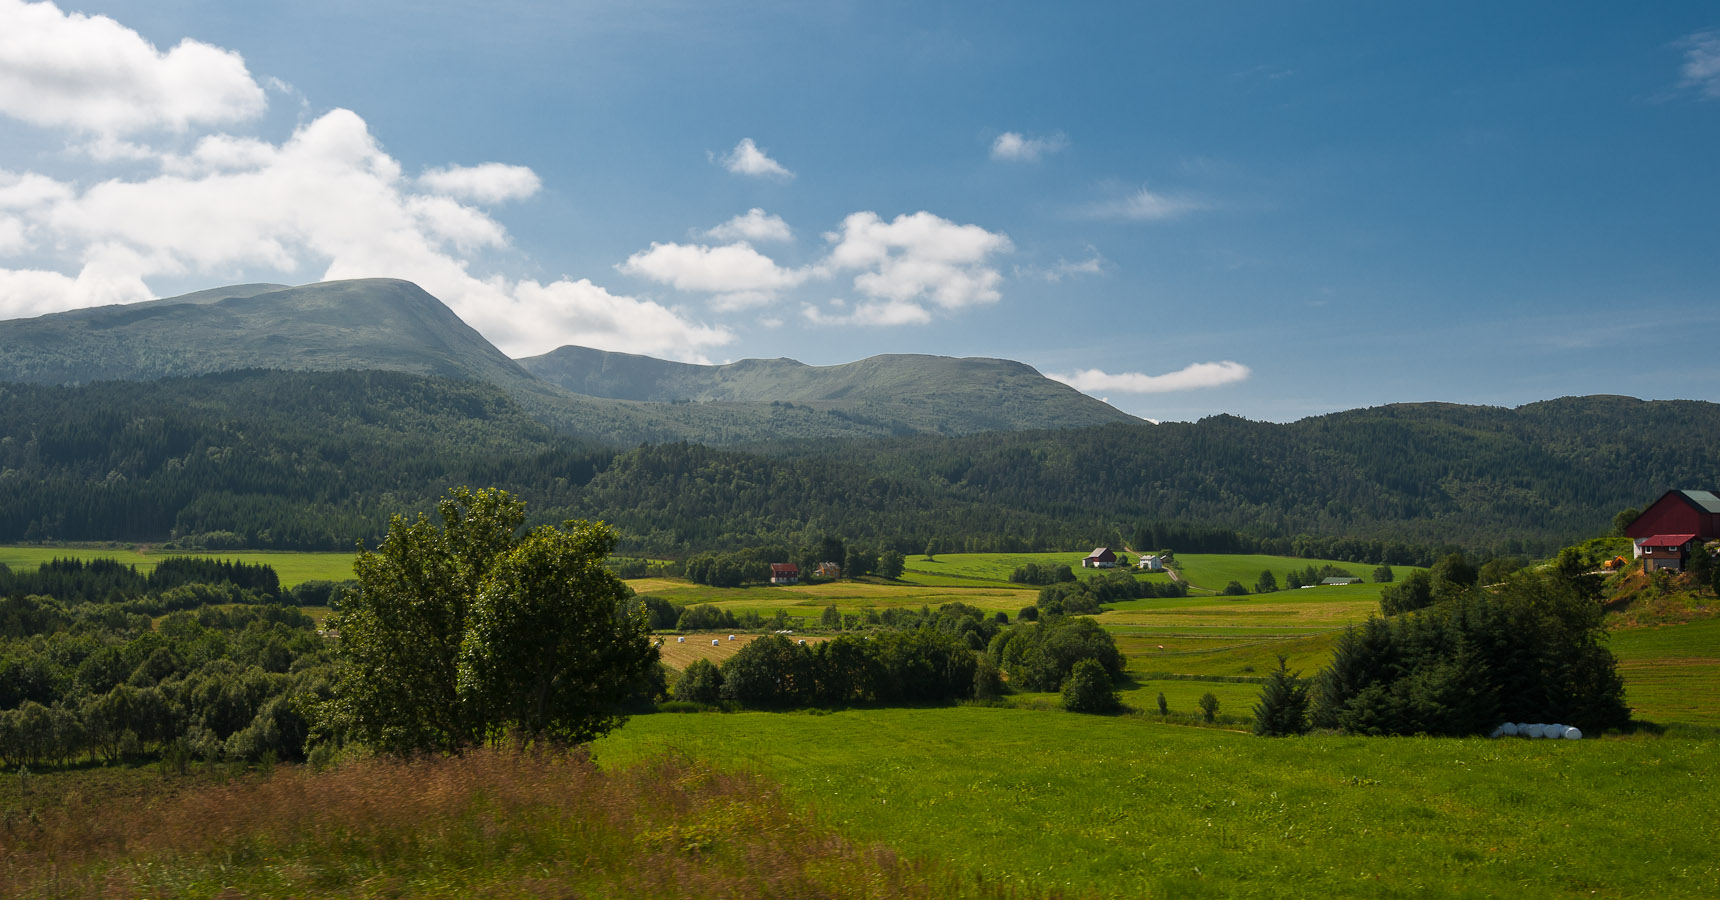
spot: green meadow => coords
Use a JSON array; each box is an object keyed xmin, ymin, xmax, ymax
[
  {"xmin": 596, "ymin": 706, "xmax": 1720, "ymax": 900},
  {"xmin": 1610, "ymin": 618, "xmax": 1720, "ymax": 728},
  {"xmin": 0, "ymin": 545, "xmax": 357, "ymax": 588}
]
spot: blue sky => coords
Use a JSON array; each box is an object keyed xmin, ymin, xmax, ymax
[{"xmin": 1, "ymin": 1, "xmax": 1716, "ymax": 421}]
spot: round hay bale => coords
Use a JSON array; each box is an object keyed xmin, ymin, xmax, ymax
[
  {"xmin": 1524, "ymin": 724, "xmax": 1545, "ymax": 738},
  {"xmin": 1563, "ymin": 726, "xmax": 1582, "ymax": 740},
  {"xmin": 1497, "ymin": 723, "xmax": 1518, "ymax": 737}
]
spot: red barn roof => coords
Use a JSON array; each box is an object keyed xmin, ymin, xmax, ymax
[{"xmin": 1640, "ymin": 534, "xmax": 1697, "ymax": 548}]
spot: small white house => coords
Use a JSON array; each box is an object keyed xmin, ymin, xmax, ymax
[{"xmin": 1138, "ymin": 554, "xmax": 1165, "ymax": 572}]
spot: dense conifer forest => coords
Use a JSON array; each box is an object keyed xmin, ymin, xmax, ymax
[{"xmin": 4, "ymin": 370, "xmax": 1717, "ymax": 562}]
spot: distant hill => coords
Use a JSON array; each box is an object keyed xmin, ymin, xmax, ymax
[
  {"xmin": 0, "ymin": 278, "xmax": 1136, "ymax": 442},
  {"xmin": 519, "ymin": 346, "xmax": 1134, "ymax": 435}
]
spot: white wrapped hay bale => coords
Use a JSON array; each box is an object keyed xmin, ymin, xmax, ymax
[
  {"xmin": 1495, "ymin": 723, "xmax": 1518, "ymax": 737},
  {"xmin": 1525, "ymin": 724, "xmax": 1546, "ymax": 738},
  {"xmin": 1563, "ymin": 726, "xmax": 1582, "ymax": 740}
]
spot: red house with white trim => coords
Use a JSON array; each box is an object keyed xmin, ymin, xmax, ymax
[
  {"xmin": 769, "ymin": 563, "xmax": 800, "ymax": 585},
  {"xmin": 1640, "ymin": 535, "xmax": 1698, "ymax": 573}
]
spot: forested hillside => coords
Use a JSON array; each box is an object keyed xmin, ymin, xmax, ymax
[
  {"xmin": 3, "ymin": 369, "xmax": 1715, "ymax": 560},
  {"xmin": 519, "ymin": 345, "xmax": 1134, "ymax": 434}
]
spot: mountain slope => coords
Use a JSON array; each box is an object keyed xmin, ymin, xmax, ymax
[
  {"xmin": 0, "ymin": 279, "xmax": 1136, "ymax": 442},
  {"xmin": 520, "ymin": 345, "xmax": 1136, "ymax": 434},
  {"xmin": 0, "ymin": 278, "xmax": 541, "ymax": 390}
]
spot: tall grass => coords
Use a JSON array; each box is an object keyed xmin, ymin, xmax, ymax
[{"xmin": 1, "ymin": 749, "xmax": 1066, "ymax": 899}]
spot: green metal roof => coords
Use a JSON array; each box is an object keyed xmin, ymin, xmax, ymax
[{"xmin": 1678, "ymin": 490, "xmax": 1720, "ymax": 514}]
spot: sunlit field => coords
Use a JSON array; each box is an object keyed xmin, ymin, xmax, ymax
[
  {"xmin": 597, "ymin": 707, "xmax": 1720, "ymax": 900},
  {"xmin": 0, "ymin": 545, "xmax": 357, "ymax": 588}
]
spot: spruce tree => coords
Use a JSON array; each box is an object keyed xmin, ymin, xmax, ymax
[{"xmin": 1253, "ymin": 654, "xmax": 1311, "ymax": 736}]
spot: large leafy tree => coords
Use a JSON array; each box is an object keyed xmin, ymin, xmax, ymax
[{"xmin": 331, "ymin": 487, "xmax": 657, "ymax": 753}]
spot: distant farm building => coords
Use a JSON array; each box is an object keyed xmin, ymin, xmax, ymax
[
  {"xmin": 1626, "ymin": 491, "xmax": 1720, "ymax": 558},
  {"xmin": 769, "ymin": 563, "xmax": 800, "ymax": 585},
  {"xmin": 1138, "ymin": 554, "xmax": 1165, "ymax": 572},
  {"xmin": 1082, "ymin": 547, "xmax": 1118, "ymax": 569},
  {"xmin": 1639, "ymin": 534, "xmax": 1698, "ymax": 573},
  {"xmin": 815, "ymin": 562, "xmax": 842, "ymax": 578}
]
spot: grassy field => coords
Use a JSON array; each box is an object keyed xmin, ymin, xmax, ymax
[
  {"xmin": 897, "ymin": 551, "xmax": 1417, "ymax": 596},
  {"xmin": 596, "ymin": 706, "xmax": 1720, "ymax": 899},
  {"xmin": 629, "ymin": 576, "xmax": 1037, "ymax": 623},
  {"xmin": 0, "ymin": 545, "xmax": 357, "ymax": 588},
  {"xmin": 900, "ymin": 551, "xmax": 1179, "ymax": 585},
  {"xmin": 1610, "ymin": 618, "xmax": 1720, "ymax": 728}
]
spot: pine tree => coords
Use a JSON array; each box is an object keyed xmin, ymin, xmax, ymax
[{"xmin": 1252, "ymin": 654, "xmax": 1311, "ymax": 736}]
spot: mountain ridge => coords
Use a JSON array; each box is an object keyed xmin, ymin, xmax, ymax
[{"xmin": 0, "ymin": 278, "xmax": 1138, "ymax": 443}]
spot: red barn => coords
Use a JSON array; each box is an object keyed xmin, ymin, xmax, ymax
[
  {"xmin": 769, "ymin": 563, "xmax": 800, "ymax": 585},
  {"xmin": 1082, "ymin": 547, "xmax": 1118, "ymax": 569},
  {"xmin": 1625, "ymin": 491, "xmax": 1720, "ymax": 544}
]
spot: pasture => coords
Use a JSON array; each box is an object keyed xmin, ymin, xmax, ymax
[
  {"xmin": 0, "ymin": 545, "xmax": 356, "ymax": 588},
  {"xmin": 629, "ymin": 576, "xmax": 1036, "ymax": 626},
  {"xmin": 1610, "ymin": 618, "xmax": 1720, "ymax": 728},
  {"xmin": 596, "ymin": 706, "xmax": 1720, "ymax": 900}
]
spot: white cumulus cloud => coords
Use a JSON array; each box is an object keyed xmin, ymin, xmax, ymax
[
  {"xmin": 990, "ymin": 131, "xmax": 1068, "ymax": 162},
  {"xmin": 419, "ymin": 162, "xmax": 541, "ymax": 204},
  {"xmin": 618, "ymin": 240, "xmax": 810, "ymax": 309},
  {"xmin": 0, "ymin": 106, "xmax": 730, "ymax": 360},
  {"xmin": 1079, "ymin": 185, "xmax": 1203, "ymax": 222},
  {"xmin": 823, "ymin": 211, "xmax": 1013, "ymax": 310},
  {"xmin": 1047, "ymin": 361, "xmax": 1252, "ymax": 394},
  {"xmin": 718, "ymin": 138, "xmax": 794, "ymax": 179},
  {"xmin": 701, "ymin": 208, "xmax": 792, "ymax": 243},
  {"xmin": 0, "ymin": 0, "xmax": 266, "ymax": 135}
]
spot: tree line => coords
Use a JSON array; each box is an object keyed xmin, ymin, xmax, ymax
[{"xmin": 8, "ymin": 371, "xmax": 1719, "ymax": 563}]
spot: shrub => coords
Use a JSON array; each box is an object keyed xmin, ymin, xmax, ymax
[
  {"xmin": 1061, "ymin": 659, "xmax": 1119, "ymax": 713},
  {"xmin": 1198, "ymin": 692, "xmax": 1220, "ymax": 723},
  {"xmin": 973, "ymin": 655, "xmax": 1006, "ymax": 700},
  {"xmin": 673, "ymin": 658, "xmax": 724, "ymax": 705},
  {"xmin": 1156, "ymin": 692, "xmax": 1168, "ymax": 716},
  {"xmin": 1379, "ymin": 570, "xmax": 1434, "ymax": 615},
  {"xmin": 990, "ymin": 615, "xmax": 1123, "ymax": 692},
  {"xmin": 1222, "ymin": 581, "xmax": 1248, "ymax": 596}
]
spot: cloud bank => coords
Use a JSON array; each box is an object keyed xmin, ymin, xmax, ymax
[{"xmin": 1048, "ymin": 361, "xmax": 1251, "ymax": 394}]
